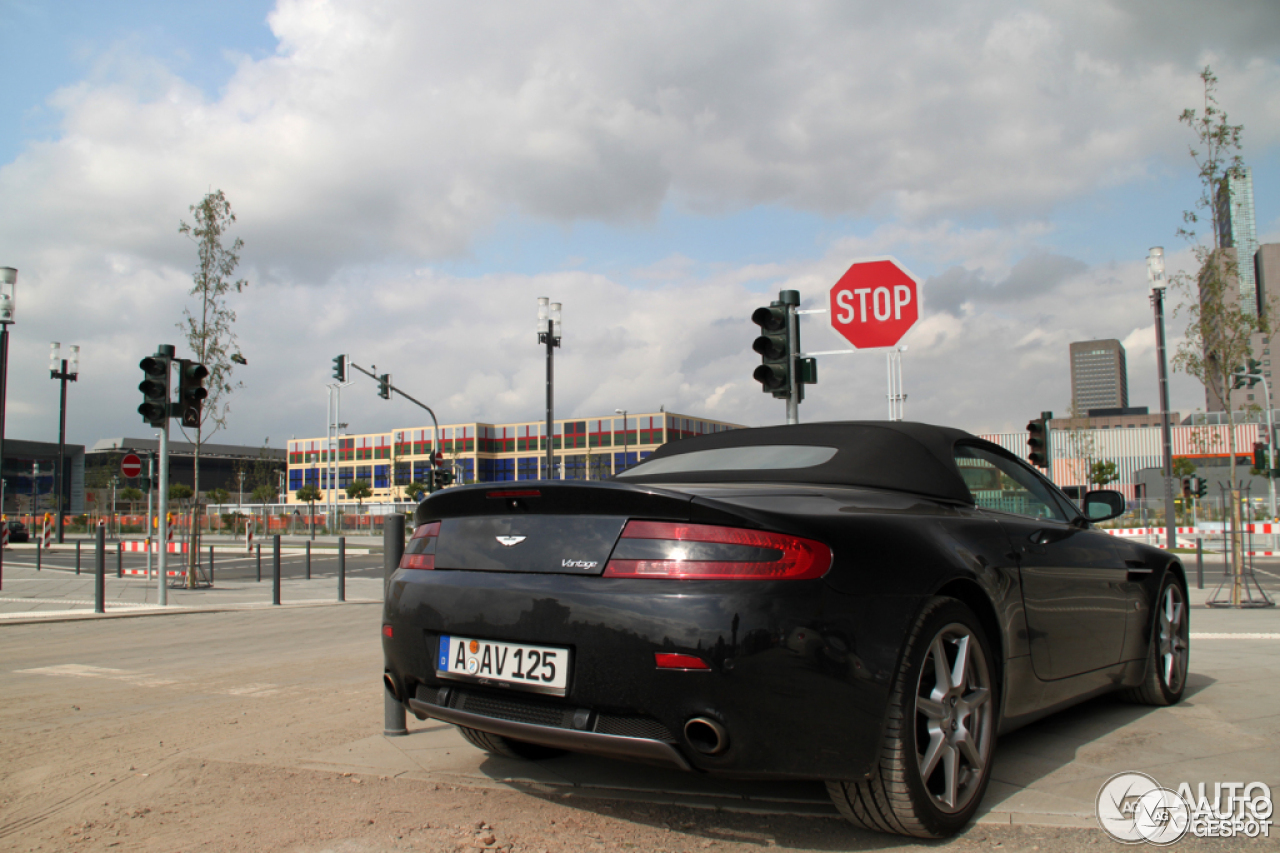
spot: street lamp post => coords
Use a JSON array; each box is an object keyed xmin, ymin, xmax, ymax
[
  {"xmin": 1148, "ymin": 247, "xmax": 1178, "ymax": 550},
  {"xmin": 0, "ymin": 267, "xmax": 15, "ymax": 591},
  {"xmin": 49, "ymin": 342, "xmax": 79, "ymax": 543},
  {"xmin": 615, "ymin": 409, "xmax": 628, "ymax": 475},
  {"xmin": 537, "ymin": 298, "xmax": 562, "ymax": 480}
]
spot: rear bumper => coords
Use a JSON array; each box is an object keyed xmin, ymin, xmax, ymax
[
  {"xmin": 383, "ymin": 567, "xmax": 922, "ymax": 781},
  {"xmin": 408, "ymin": 684, "xmax": 692, "ymax": 770}
]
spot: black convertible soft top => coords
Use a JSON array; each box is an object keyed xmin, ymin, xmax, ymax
[{"xmin": 618, "ymin": 421, "xmax": 984, "ymax": 504}]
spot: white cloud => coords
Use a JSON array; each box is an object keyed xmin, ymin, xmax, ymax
[{"xmin": 0, "ymin": 0, "xmax": 1274, "ymax": 450}]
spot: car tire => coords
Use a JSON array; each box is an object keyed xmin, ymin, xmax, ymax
[
  {"xmin": 1118, "ymin": 573, "xmax": 1189, "ymax": 706},
  {"xmin": 455, "ymin": 725, "xmax": 566, "ymax": 761},
  {"xmin": 826, "ymin": 596, "xmax": 999, "ymax": 838}
]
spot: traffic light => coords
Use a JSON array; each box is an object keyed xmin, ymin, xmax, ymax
[
  {"xmin": 332, "ymin": 354, "xmax": 346, "ymax": 382},
  {"xmin": 1232, "ymin": 358, "xmax": 1263, "ymax": 390},
  {"xmin": 1181, "ymin": 477, "xmax": 1192, "ymax": 499},
  {"xmin": 1191, "ymin": 476, "xmax": 1207, "ymax": 497},
  {"xmin": 377, "ymin": 373, "xmax": 391, "ymax": 400},
  {"xmin": 1254, "ymin": 442, "xmax": 1269, "ymax": 471},
  {"xmin": 1026, "ymin": 413, "xmax": 1052, "ymax": 470},
  {"xmin": 177, "ymin": 359, "xmax": 209, "ymax": 428},
  {"xmin": 432, "ymin": 467, "xmax": 453, "ymax": 490},
  {"xmin": 751, "ymin": 303, "xmax": 791, "ymax": 397},
  {"xmin": 138, "ymin": 355, "xmax": 170, "ymax": 427}
]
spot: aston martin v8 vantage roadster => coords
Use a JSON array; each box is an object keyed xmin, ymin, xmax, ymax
[{"xmin": 381, "ymin": 421, "xmax": 1189, "ymax": 838}]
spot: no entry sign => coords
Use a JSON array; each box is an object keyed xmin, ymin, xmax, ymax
[
  {"xmin": 829, "ymin": 258, "xmax": 921, "ymax": 349},
  {"xmin": 120, "ymin": 453, "xmax": 142, "ymax": 479}
]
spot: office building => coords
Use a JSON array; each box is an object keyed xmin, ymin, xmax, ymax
[
  {"xmin": 1216, "ymin": 165, "xmax": 1259, "ymax": 314},
  {"xmin": 285, "ymin": 411, "xmax": 743, "ymax": 504},
  {"xmin": 1070, "ymin": 340, "xmax": 1128, "ymax": 413}
]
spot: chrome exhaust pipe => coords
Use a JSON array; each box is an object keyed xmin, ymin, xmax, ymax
[
  {"xmin": 684, "ymin": 716, "xmax": 729, "ymax": 755},
  {"xmin": 383, "ymin": 672, "xmax": 402, "ymax": 702}
]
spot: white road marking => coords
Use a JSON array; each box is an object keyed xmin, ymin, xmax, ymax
[
  {"xmin": 15, "ymin": 663, "xmax": 177, "ymax": 686},
  {"xmin": 16, "ymin": 663, "xmax": 283, "ymax": 696}
]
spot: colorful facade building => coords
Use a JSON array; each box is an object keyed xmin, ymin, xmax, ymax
[{"xmin": 285, "ymin": 411, "xmax": 742, "ymax": 504}]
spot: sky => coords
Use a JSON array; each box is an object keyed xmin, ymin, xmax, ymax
[{"xmin": 1, "ymin": 0, "xmax": 1278, "ymax": 453}]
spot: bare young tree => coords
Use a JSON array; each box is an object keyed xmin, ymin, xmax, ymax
[
  {"xmin": 1170, "ymin": 67, "xmax": 1268, "ymax": 603},
  {"xmin": 178, "ymin": 189, "xmax": 247, "ymax": 585}
]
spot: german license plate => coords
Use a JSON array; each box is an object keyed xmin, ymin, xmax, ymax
[{"xmin": 437, "ymin": 635, "xmax": 570, "ymax": 694}]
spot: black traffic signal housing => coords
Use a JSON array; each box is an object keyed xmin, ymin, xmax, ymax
[
  {"xmin": 1254, "ymin": 442, "xmax": 1269, "ymax": 471},
  {"xmin": 177, "ymin": 359, "xmax": 209, "ymax": 428},
  {"xmin": 377, "ymin": 373, "xmax": 391, "ymax": 400},
  {"xmin": 752, "ymin": 303, "xmax": 790, "ymax": 397},
  {"xmin": 332, "ymin": 354, "xmax": 346, "ymax": 382},
  {"xmin": 1181, "ymin": 477, "xmax": 1192, "ymax": 500},
  {"xmin": 432, "ymin": 466, "xmax": 453, "ymax": 491},
  {"xmin": 138, "ymin": 355, "xmax": 170, "ymax": 427},
  {"xmin": 1232, "ymin": 358, "xmax": 1263, "ymax": 390},
  {"xmin": 1026, "ymin": 412, "xmax": 1052, "ymax": 470}
]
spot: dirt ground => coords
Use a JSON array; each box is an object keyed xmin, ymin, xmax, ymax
[{"xmin": 0, "ymin": 607, "xmax": 1270, "ymax": 853}]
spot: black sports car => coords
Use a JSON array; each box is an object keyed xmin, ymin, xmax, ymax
[{"xmin": 382, "ymin": 421, "xmax": 1189, "ymax": 838}]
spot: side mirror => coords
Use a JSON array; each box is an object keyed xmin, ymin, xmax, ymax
[{"xmin": 1083, "ymin": 490, "xmax": 1125, "ymax": 522}]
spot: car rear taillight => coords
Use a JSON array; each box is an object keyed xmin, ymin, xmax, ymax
[
  {"xmin": 603, "ymin": 521, "xmax": 831, "ymax": 580},
  {"xmin": 654, "ymin": 653, "xmax": 710, "ymax": 670},
  {"xmin": 399, "ymin": 521, "xmax": 440, "ymax": 570}
]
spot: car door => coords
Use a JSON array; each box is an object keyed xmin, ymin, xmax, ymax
[{"xmin": 956, "ymin": 444, "xmax": 1128, "ymax": 681}]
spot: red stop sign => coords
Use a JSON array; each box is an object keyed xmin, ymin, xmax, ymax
[
  {"xmin": 829, "ymin": 258, "xmax": 921, "ymax": 348},
  {"xmin": 120, "ymin": 453, "xmax": 142, "ymax": 479}
]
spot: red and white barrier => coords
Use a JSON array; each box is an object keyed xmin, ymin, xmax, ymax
[
  {"xmin": 1, "ymin": 522, "xmax": 8, "ymax": 550},
  {"xmin": 1104, "ymin": 525, "xmax": 1280, "ymax": 537},
  {"xmin": 121, "ymin": 541, "xmax": 189, "ymax": 553},
  {"xmin": 247, "ymin": 528, "xmax": 254, "ymax": 553},
  {"xmin": 41, "ymin": 514, "xmax": 53, "ymax": 550}
]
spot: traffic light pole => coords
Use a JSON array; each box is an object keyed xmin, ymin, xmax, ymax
[
  {"xmin": 347, "ymin": 360, "xmax": 440, "ymax": 487},
  {"xmin": 145, "ymin": 450, "xmax": 154, "ymax": 581},
  {"xmin": 1256, "ymin": 374, "xmax": 1276, "ymax": 522},
  {"xmin": 158, "ymin": 418, "xmax": 169, "ymax": 606},
  {"xmin": 155, "ymin": 345, "xmax": 175, "ymax": 606},
  {"xmin": 785, "ymin": 294, "xmax": 800, "ymax": 425}
]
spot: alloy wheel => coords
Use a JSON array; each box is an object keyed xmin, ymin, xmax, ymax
[
  {"xmin": 914, "ymin": 623, "xmax": 994, "ymax": 814},
  {"xmin": 1157, "ymin": 584, "xmax": 1189, "ymax": 693}
]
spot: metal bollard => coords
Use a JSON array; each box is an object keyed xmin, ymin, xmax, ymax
[
  {"xmin": 272, "ymin": 535, "xmax": 281, "ymax": 605},
  {"xmin": 76, "ymin": 540, "xmax": 81, "ymax": 575},
  {"xmin": 384, "ymin": 514, "xmax": 407, "ymax": 736},
  {"xmin": 95, "ymin": 526, "xmax": 105, "ymax": 614},
  {"xmin": 306, "ymin": 540, "xmax": 311, "ymax": 580},
  {"xmin": 256, "ymin": 543, "xmax": 261, "ymax": 582},
  {"xmin": 117, "ymin": 541, "xmax": 123, "ymax": 578},
  {"xmin": 209, "ymin": 545, "xmax": 215, "ymax": 585},
  {"xmin": 338, "ymin": 536, "xmax": 346, "ymax": 602},
  {"xmin": 1196, "ymin": 537, "xmax": 1204, "ymax": 589},
  {"xmin": 36, "ymin": 540, "xmax": 41, "ymax": 571}
]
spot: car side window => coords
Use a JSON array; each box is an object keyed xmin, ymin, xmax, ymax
[{"xmin": 955, "ymin": 445, "xmax": 1069, "ymax": 523}]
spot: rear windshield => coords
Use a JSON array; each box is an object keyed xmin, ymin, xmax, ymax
[{"xmin": 616, "ymin": 444, "xmax": 837, "ymax": 477}]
